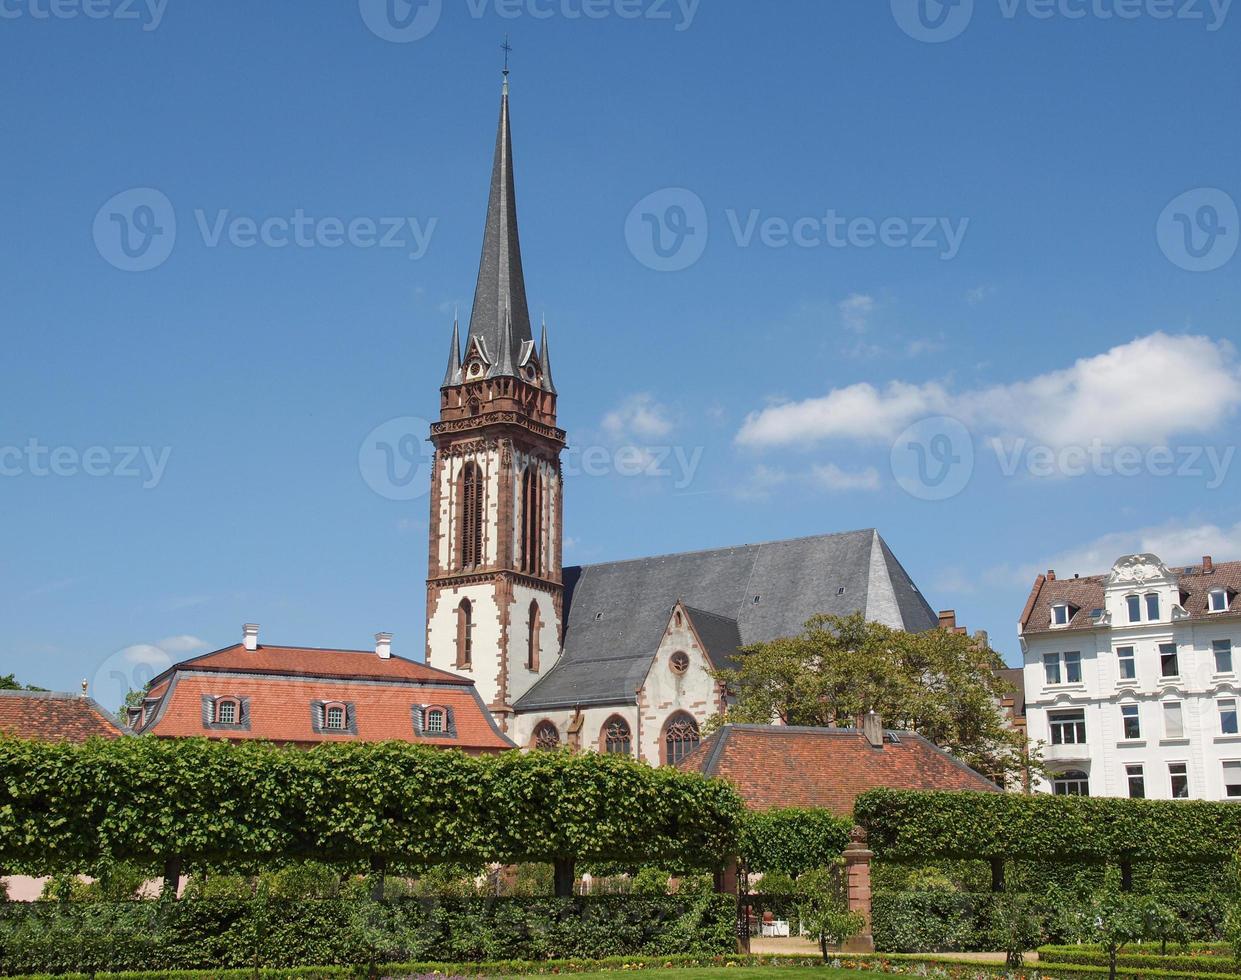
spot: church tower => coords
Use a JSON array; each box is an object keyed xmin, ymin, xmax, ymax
[{"xmin": 425, "ymin": 73, "xmax": 565, "ymax": 731}]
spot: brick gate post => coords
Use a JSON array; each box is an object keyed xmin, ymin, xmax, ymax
[{"xmin": 842, "ymin": 825, "xmax": 875, "ymax": 953}]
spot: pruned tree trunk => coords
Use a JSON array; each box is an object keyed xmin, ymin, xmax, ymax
[
  {"xmin": 162, "ymin": 856, "xmax": 183, "ymax": 901},
  {"xmin": 990, "ymin": 857, "xmax": 1005, "ymax": 893},
  {"xmin": 553, "ymin": 858, "xmax": 575, "ymax": 897},
  {"xmin": 369, "ymin": 856, "xmax": 386, "ymax": 902}
]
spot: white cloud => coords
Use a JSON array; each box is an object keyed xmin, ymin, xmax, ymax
[
  {"xmin": 116, "ymin": 644, "xmax": 173, "ymax": 671},
  {"xmin": 737, "ymin": 332, "xmax": 1241, "ymax": 450},
  {"xmin": 811, "ymin": 463, "xmax": 881, "ymax": 491},
  {"xmin": 839, "ymin": 293, "xmax": 875, "ymax": 333},
  {"xmin": 157, "ymin": 635, "xmax": 209, "ymax": 654},
  {"xmin": 601, "ymin": 393, "xmax": 674, "ymax": 441},
  {"xmin": 1027, "ymin": 519, "xmax": 1241, "ymax": 581}
]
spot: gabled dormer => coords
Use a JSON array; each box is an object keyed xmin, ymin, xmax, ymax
[{"xmin": 1104, "ymin": 553, "xmax": 1186, "ymax": 626}]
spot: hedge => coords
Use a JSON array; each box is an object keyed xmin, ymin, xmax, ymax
[
  {"xmin": 739, "ymin": 807, "xmax": 853, "ymax": 875},
  {"xmin": 0, "ymin": 895, "xmax": 736, "ymax": 975},
  {"xmin": 871, "ymin": 892, "xmax": 1227, "ymax": 954},
  {"xmin": 0, "ymin": 738, "xmax": 742, "ymax": 873},
  {"xmin": 1039, "ymin": 946, "xmax": 1240, "ymax": 974},
  {"xmin": 855, "ymin": 790, "xmax": 1241, "ymax": 863}
]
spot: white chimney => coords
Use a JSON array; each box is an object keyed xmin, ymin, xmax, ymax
[
  {"xmin": 375, "ymin": 632, "xmax": 393, "ymax": 659},
  {"xmin": 243, "ymin": 623, "xmax": 260, "ymax": 652},
  {"xmin": 862, "ymin": 710, "xmax": 884, "ymax": 749}
]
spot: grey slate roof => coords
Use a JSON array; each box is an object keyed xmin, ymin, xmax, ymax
[
  {"xmin": 515, "ymin": 529, "xmax": 938, "ymax": 711},
  {"xmin": 682, "ymin": 606, "xmax": 743, "ymax": 672},
  {"xmin": 466, "ymin": 81, "xmax": 533, "ymax": 381}
]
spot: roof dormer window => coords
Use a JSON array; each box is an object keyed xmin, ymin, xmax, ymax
[
  {"xmin": 216, "ymin": 699, "xmax": 238, "ymax": 725},
  {"xmin": 1210, "ymin": 589, "xmax": 1229, "ymax": 613},
  {"xmin": 1052, "ymin": 603, "xmax": 1071, "ymax": 627},
  {"xmin": 1125, "ymin": 595, "xmax": 1141, "ymax": 623},
  {"xmin": 1145, "ymin": 593, "xmax": 1161, "ymax": 621}
]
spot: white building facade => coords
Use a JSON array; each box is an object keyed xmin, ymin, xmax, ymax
[{"xmin": 1020, "ymin": 553, "xmax": 1241, "ymax": 800}]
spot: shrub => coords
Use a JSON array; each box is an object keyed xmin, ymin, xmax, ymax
[
  {"xmin": 872, "ymin": 892, "xmax": 996, "ymax": 952},
  {"xmin": 0, "ymin": 895, "xmax": 737, "ymax": 975}
]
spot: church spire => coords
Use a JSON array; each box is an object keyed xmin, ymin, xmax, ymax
[
  {"xmin": 442, "ymin": 315, "xmax": 462, "ymax": 387},
  {"xmin": 465, "ymin": 66, "xmax": 532, "ymax": 379},
  {"xmin": 540, "ymin": 316, "xmax": 557, "ymax": 394}
]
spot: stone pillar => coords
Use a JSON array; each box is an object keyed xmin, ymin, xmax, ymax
[{"xmin": 842, "ymin": 826, "xmax": 874, "ymax": 953}]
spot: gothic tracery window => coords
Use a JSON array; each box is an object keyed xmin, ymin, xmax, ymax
[
  {"xmin": 521, "ymin": 465, "xmax": 542, "ymax": 575},
  {"xmin": 533, "ymin": 721, "xmax": 560, "ymax": 750},
  {"xmin": 663, "ymin": 713, "xmax": 700, "ymax": 765},
  {"xmin": 603, "ymin": 716, "xmax": 632, "ymax": 755},
  {"xmin": 459, "ymin": 462, "xmax": 483, "ymax": 569}
]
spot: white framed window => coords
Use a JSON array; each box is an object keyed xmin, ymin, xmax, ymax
[
  {"xmin": 1220, "ymin": 698, "xmax": 1239, "ymax": 736},
  {"xmin": 1052, "ymin": 770, "xmax": 1090, "ymax": 796},
  {"xmin": 1121, "ymin": 704, "xmax": 1141, "ymax": 740},
  {"xmin": 1063, "ymin": 651, "xmax": 1082, "ymax": 684},
  {"xmin": 1224, "ymin": 761, "xmax": 1241, "ymax": 799},
  {"xmin": 1117, "ymin": 646, "xmax": 1136, "ymax": 680},
  {"xmin": 425, "ymin": 708, "xmax": 445, "ymax": 733},
  {"xmin": 1169, "ymin": 762, "xmax": 1189, "ymax": 798},
  {"xmin": 1043, "ymin": 652, "xmax": 1061, "ymax": 685},
  {"xmin": 1159, "ymin": 643, "xmax": 1179, "ymax": 678},
  {"xmin": 216, "ymin": 700, "xmax": 237, "ymax": 725},
  {"xmin": 1050, "ymin": 709, "xmax": 1086, "ymax": 745},
  {"xmin": 1126, "ymin": 595, "xmax": 1142, "ymax": 623},
  {"xmin": 1214, "ymin": 639, "xmax": 1234, "ymax": 674},
  {"xmin": 325, "ymin": 705, "xmax": 346, "ymax": 730},
  {"xmin": 1209, "ymin": 589, "xmax": 1229, "ymax": 613},
  {"xmin": 1163, "ymin": 701, "xmax": 1185, "ymax": 739},
  {"xmin": 1145, "ymin": 593, "xmax": 1161, "ymax": 621},
  {"xmin": 1126, "ymin": 763, "xmax": 1145, "ymax": 799},
  {"xmin": 1052, "ymin": 603, "xmax": 1071, "ymax": 626}
]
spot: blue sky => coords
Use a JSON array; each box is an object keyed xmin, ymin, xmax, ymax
[{"xmin": 3, "ymin": 0, "xmax": 1240, "ymax": 707}]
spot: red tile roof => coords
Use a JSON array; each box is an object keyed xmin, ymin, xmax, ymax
[
  {"xmin": 1020, "ymin": 560, "xmax": 1241, "ymax": 634},
  {"xmin": 677, "ymin": 724, "xmax": 998, "ymax": 813},
  {"xmin": 0, "ymin": 691, "xmax": 123, "ymax": 743},
  {"xmin": 136, "ymin": 642, "xmax": 511, "ymax": 751}
]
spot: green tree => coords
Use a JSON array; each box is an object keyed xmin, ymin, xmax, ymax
[
  {"xmin": 794, "ymin": 864, "xmax": 865, "ymax": 959},
  {"xmin": 713, "ymin": 613, "xmax": 1036, "ymax": 788},
  {"xmin": 1053, "ymin": 868, "xmax": 1146, "ymax": 980},
  {"xmin": 0, "ymin": 674, "xmax": 46, "ymax": 692},
  {"xmin": 990, "ymin": 888, "xmax": 1045, "ymax": 968}
]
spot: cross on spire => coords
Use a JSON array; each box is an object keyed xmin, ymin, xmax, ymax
[{"xmin": 501, "ymin": 35, "xmax": 512, "ymax": 78}]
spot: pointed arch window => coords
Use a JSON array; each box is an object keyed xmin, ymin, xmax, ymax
[
  {"xmin": 526, "ymin": 600, "xmax": 541, "ymax": 671},
  {"xmin": 459, "ymin": 462, "xmax": 483, "ymax": 569},
  {"xmin": 663, "ymin": 712, "xmax": 700, "ymax": 765},
  {"xmin": 533, "ymin": 721, "xmax": 560, "ymax": 750},
  {"xmin": 602, "ymin": 716, "xmax": 632, "ymax": 755},
  {"xmin": 521, "ymin": 465, "xmax": 542, "ymax": 575},
  {"xmin": 456, "ymin": 599, "xmax": 473, "ymax": 669}
]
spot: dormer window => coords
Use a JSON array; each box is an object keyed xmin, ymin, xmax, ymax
[
  {"xmin": 1052, "ymin": 604, "xmax": 1071, "ymax": 626},
  {"xmin": 1145, "ymin": 593, "xmax": 1161, "ymax": 621},
  {"xmin": 216, "ymin": 699, "xmax": 238, "ymax": 725},
  {"xmin": 1126, "ymin": 595, "xmax": 1141, "ymax": 623},
  {"xmin": 425, "ymin": 708, "xmax": 445, "ymax": 733},
  {"xmin": 312, "ymin": 700, "xmax": 353, "ymax": 735},
  {"xmin": 202, "ymin": 695, "xmax": 249, "ymax": 731},
  {"xmin": 1210, "ymin": 589, "xmax": 1229, "ymax": 613}
]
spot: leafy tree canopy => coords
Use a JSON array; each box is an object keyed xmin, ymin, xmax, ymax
[
  {"xmin": 0, "ymin": 673, "xmax": 46, "ymax": 692},
  {"xmin": 712, "ymin": 612, "xmax": 1034, "ymax": 787}
]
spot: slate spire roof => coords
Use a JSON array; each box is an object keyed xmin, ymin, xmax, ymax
[{"xmin": 466, "ymin": 77, "xmax": 533, "ymax": 380}]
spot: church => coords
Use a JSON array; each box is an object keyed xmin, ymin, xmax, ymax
[{"xmin": 422, "ymin": 74, "xmax": 940, "ymax": 761}]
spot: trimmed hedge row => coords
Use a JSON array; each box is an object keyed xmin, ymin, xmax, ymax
[
  {"xmin": 871, "ymin": 892, "xmax": 1228, "ymax": 954},
  {"xmin": 1039, "ymin": 946, "xmax": 1240, "ymax": 974},
  {"xmin": 0, "ymin": 738, "xmax": 742, "ymax": 873},
  {"xmin": 855, "ymin": 790, "xmax": 1241, "ymax": 863},
  {"xmin": 0, "ymin": 896, "xmax": 736, "ymax": 975}
]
